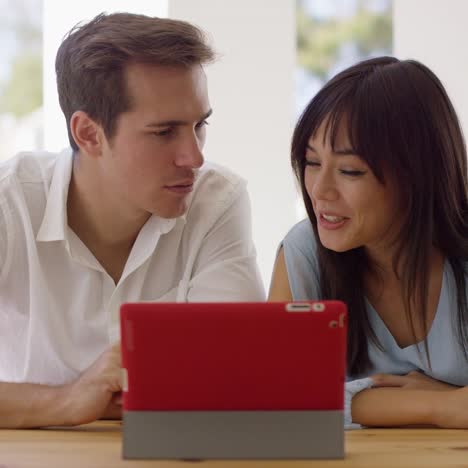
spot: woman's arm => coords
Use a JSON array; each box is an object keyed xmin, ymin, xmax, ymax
[
  {"xmin": 352, "ymin": 385, "xmax": 468, "ymax": 428},
  {"xmin": 268, "ymin": 248, "xmax": 293, "ymax": 301},
  {"xmin": 352, "ymin": 386, "xmax": 438, "ymax": 427},
  {"xmin": 269, "ymin": 247, "xmax": 468, "ymax": 429},
  {"xmin": 372, "ymin": 371, "xmax": 459, "ymax": 391}
]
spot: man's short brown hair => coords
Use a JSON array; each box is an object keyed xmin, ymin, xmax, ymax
[{"xmin": 55, "ymin": 12, "xmax": 215, "ymax": 151}]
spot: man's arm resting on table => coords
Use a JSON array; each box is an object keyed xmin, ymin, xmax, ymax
[
  {"xmin": 0, "ymin": 382, "xmax": 72, "ymax": 428},
  {"xmin": 0, "ymin": 342, "xmax": 122, "ymax": 429},
  {"xmin": 352, "ymin": 386, "xmax": 468, "ymax": 428}
]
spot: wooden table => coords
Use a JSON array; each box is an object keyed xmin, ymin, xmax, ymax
[{"xmin": 1, "ymin": 421, "xmax": 467, "ymax": 467}]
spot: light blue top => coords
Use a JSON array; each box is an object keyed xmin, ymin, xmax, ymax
[{"xmin": 282, "ymin": 219, "xmax": 468, "ymax": 427}]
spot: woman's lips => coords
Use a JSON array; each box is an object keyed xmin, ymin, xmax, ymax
[{"xmin": 318, "ymin": 213, "xmax": 349, "ymax": 230}]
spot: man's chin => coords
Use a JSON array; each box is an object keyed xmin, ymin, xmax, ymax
[{"xmin": 151, "ymin": 202, "xmax": 188, "ymax": 219}]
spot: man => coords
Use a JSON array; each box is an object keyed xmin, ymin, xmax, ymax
[{"xmin": 0, "ymin": 12, "xmax": 264, "ymax": 428}]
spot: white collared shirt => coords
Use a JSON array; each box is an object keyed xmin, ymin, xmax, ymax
[{"xmin": 0, "ymin": 149, "xmax": 265, "ymax": 385}]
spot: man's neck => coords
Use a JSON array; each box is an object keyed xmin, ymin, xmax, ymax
[{"xmin": 66, "ymin": 156, "xmax": 150, "ymax": 282}]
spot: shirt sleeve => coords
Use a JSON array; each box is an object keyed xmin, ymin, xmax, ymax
[
  {"xmin": 344, "ymin": 377, "xmax": 374, "ymax": 430},
  {"xmin": 186, "ymin": 185, "xmax": 266, "ymax": 302},
  {"xmin": 281, "ymin": 219, "xmax": 321, "ymax": 300},
  {"xmin": 281, "ymin": 222, "xmax": 374, "ymax": 429},
  {"xmin": 0, "ymin": 199, "xmax": 10, "ymax": 281}
]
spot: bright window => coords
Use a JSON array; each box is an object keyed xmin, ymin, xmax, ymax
[
  {"xmin": 296, "ymin": 0, "xmax": 392, "ymax": 115},
  {"xmin": 0, "ymin": 0, "xmax": 43, "ymax": 161}
]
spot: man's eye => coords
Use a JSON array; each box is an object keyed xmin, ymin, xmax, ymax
[
  {"xmin": 196, "ymin": 120, "xmax": 209, "ymax": 129},
  {"xmin": 153, "ymin": 128, "xmax": 173, "ymax": 137}
]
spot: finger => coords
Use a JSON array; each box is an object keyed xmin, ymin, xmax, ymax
[
  {"xmin": 106, "ymin": 372, "xmax": 123, "ymax": 393},
  {"xmin": 108, "ymin": 402, "xmax": 122, "ymax": 420},
  {"xmin": 371, "ymin": 373, "xmax": 408, "ymax": 387},
  {"xmin": 112, "ymin": 391, "xmax": 123, "ymax": 405},
  {"xmin": 101, "ymin": 401, "xmax": 122, "ymax": 420},
  {"xmin": 406, "ymin": 370, "xmax": 425, "ymax": 379},
  {"xmin": 112, "ymin": 341, "xmax": 122, "ymax": 365}
]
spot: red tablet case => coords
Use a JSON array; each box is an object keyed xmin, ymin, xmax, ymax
[{"xmin": 120, "ymin": 301, "xmax": 347, "ymax": 412}]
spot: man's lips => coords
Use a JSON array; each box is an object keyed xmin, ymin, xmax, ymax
[{"xmin": 164, "ymin": 181, "xmax": 194, "ymax": 194}]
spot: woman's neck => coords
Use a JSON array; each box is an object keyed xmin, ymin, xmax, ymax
[{"xmin": 364, "ymin": 244, "xmax": 445, "ymax": 301}]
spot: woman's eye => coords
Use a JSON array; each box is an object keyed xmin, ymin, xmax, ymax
[
  {"xmin": 305, "ymin": 160, "xmax": 320, "ymax": 167},
  {"xmin": 340, "ymin": 169, "xmax": 366, "ymax": 177}
]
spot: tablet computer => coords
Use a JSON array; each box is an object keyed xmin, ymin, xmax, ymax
[{"xmin": 120, "ymin": 301, "xmax": 347, "ymax": 459}]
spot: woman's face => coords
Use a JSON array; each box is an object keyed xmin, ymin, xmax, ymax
[{"xmin": 304, "ymin": 119, "xmax": 402, "ymax": 259}]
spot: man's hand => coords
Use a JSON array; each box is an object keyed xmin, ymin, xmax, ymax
[
  {"xmin": 371, "ymin": 370, "xmax": 458, "ymax": 392},
  {"xmin": 60, "ymin": 342, "xmax": 123, "ymax": 426}
]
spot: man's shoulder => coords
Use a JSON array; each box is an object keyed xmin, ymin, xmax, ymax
[
  {"xmin": 182, "ymin": 162, "xmax": 248, "ymax": 229},
  {"xmin": 191, "ymin": 161, "xmax": 247, "ymax": 207},
  {"xmin": 0, "ymin": 150, "xmax": 62, "ymax": 188},
  {"xmin": 0, "ymin": 149, "xmax": 69, "ymax": 238}
]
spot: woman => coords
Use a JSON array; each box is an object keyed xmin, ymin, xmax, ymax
[{"xmin": 269, "ymin": 57, "xmax": 468, "ymax": 428}]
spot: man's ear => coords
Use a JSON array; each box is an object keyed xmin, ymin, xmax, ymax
[{"xmin": 70, "ymin": 111, "xmax": 106, "ymax": 157}]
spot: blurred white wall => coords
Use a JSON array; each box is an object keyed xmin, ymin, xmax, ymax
[
  {"xmin": 170, "ymin": 0, "xmax": 297, "ymax": 288},
  {"xmin": 43, "ymin": 0, "xmax": 168, "ymax": 152},
  {"xmin": 0, "ymin": 110, "xmax": 43, "ymax": 161},
  {"xmin": 42, "ymin": 1, "xmax": 467, "ymax": 289},
  {"xmin": 393, "ymin": 0, "xmax": 468, "ymax": 139},
  {"xmin": 43, "ymin": 0, "xmax": 297, "ymax": 288}
]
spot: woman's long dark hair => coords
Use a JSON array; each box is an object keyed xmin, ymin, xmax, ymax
[{"xmin": 291, "ymin": 57, "xmax": 468, "ymax": 376}]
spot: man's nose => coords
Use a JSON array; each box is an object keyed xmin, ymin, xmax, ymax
[{"xmin": 174, "ymin": 133, "xmax": 204, "ymax": 169}]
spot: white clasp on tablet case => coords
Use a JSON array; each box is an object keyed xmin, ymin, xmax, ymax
[
  {"xmin": 285, "ymin": 303, "xmax": 312, "ymax": 312},
  {"xmin": 286, "ymin": 302, "xmax": 326, "ymax": 312}
]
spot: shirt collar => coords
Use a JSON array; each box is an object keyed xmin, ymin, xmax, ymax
[
  {"xmin": 36, "ymin": 148, "xmax": 187, "ymax": 243},
  {"xmin": 36, "ymin": 148, "xmax": 74, "ymax": 242}
]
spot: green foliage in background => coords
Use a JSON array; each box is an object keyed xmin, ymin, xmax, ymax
[
  {"xmin": 297, "ymin": 0, "xmax": 392, "ymax": 80},
  {"xmin": 0, "ymin": 54, "xmax": 42, "ymax": 118},
  {"xmin": 0, "ymin": 0, "xmax": 42, "ymax": 118}
]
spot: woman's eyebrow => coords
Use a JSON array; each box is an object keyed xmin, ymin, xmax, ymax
[
  {"xmin": 306, "ymin": 144, "xmax": 357, "ymax": 156},
  {"xmin": 334, "ymin": 148, "xmax": 358, "ymax": 156}
]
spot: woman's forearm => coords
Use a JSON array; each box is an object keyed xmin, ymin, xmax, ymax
[{"xmin": 351, "ymin": 387, "xmax": 441, "ymax": 427}]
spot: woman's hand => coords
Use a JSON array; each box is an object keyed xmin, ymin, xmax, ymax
[
  {"xmin": 352, "ymin": 381, "xmax": 468, "ymax": 428},
  {"xmin": 433, "ymin": 386, "xmax": 468, "ymax": 428},
  {"xmin": 371, "ymin": 370, "xmax": 458, "ymax": 392}
]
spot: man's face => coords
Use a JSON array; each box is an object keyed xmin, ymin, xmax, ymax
[{"xmin": 99, "ymin": 63, "xmax": 211, "ymax": 219}]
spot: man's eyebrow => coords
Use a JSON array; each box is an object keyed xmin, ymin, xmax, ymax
[
  {"xmin": 145, "ymin": 109, "xmax": 213, "ymax": 128},
  {"xmin": 306, "ymin": 144, "xmax": 357, "ymax": 156}
]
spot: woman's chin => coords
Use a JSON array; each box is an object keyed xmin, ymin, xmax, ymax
[{"xmin": 318, "ymin": 235, "xmax": 354, "ymax": 253}]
